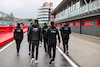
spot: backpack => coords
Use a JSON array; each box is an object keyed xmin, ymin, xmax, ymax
[
  {"xmin": 50, "ymin": 28, "xmax": 57, "ymax": 34},
  {"xmin": 16, "ymin": 28, "xmax": 22, "ymax": 33},
  {"xmin": 62, "ymin": 26, "xmax": 69, "ymax": 40},
  {"xmin": 32, "ymin": 27, "xmax": 39, "ymax": 32},
  {"xmin": 48, "ymin": 28, "xmax": 57, "ymax": 43}
]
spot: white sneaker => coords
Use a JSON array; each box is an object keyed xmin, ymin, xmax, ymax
[
  {"xmin": 39, "ymin": 45, "xmax": 42, "ymax": 47},
  {"xmin": 52, "ymin": 61, "xmax": 55, "ymax": 63},
  {"xmin": 31, "ymin": 58, "xmax": 34, "ymax": 63},
  {"xmin": 45, "ymin": 52, "xmax": 48, "ymax": 55},
  {"xmin": 17, "ymin": 52, "xmax": 19, "ymax": 56},
  {"xmin": 66, "ymin": 51, "xmax": 69, "ymax": 55},
  {"xmin": 35, "ymin": 60, "xmax": 39, "ymax": 64}
]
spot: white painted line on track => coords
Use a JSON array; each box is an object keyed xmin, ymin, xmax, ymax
[
  {"xmin": 56, "ymin": 46, "xmax": 79, "ymax": 67},
  {"xmin": 0, "ymin": 32, "xmax": 27, "ymax": 53},
  {"xmin": 0, "ymin": 40, "xmax": 15, "ymax": 52},
  {"xmin": 0, "ymin": 32, "xmax": 78, "ymax": 67}
]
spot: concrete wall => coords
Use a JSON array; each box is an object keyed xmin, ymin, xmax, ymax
[
  {"xmin": 70, "ymin": 16, "xmax": 100, "ymax": 37},
  {"xmin": 81, "ymin": 16, "xmax": 100, "ymax": 37},
  {"xmin": 68, "ymin": 20, "xmax": 81, "ymax": 33},
  {"xmin": 56, "ymin": 16, "xmax": 100, "ymax": 37},
  {"xmin": 71, "ymin": 26, "xmax": 80, "ymax": 33}
]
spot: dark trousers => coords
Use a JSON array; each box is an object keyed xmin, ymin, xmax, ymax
[
  {"xmin": 63, "ymin": 39, "xmax": 69, "ymax": 53},
  {"xmin": 15, "ymin": 39, "xmax": 22, "ymax": 52},
  {"xmin": 31, "ymin": 40, "xmax": 39, "ymax": 60},
  {"xmin": 48, "ymin": 42, "xmax": 56, "ymax": 61},
  {"xmin": 29, "ymin": 41, "xmax": 31, "ymax": 52},
  {"xmin": 43, "ymin": 38, "xmax": 48, "ymax": 53}
]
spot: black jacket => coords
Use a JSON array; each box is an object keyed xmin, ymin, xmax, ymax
[
  {"xmin": 27, "ymin": 25, "xmax": 31, "ymax": 35},
  {"xmin": 27, "ymin": 25, "xmax": 32, "ymax": 41},
  {"xmin": 60, "ymin": 24, "xmax": 71, "ymax": 40},
  {"xmin": 47, "ymin": 26, "xmax": 60, "ymax": 43},
  {"xmin": 14, "ymin": 26, "xmax": 23, "ymax": 40},
  {"xmin": 42, "ymin": 25, "xmax": 48, "ymax": 39},
  {"xmin": 28, "ymin": 23, "xmax": 42, "ymax": 42}
]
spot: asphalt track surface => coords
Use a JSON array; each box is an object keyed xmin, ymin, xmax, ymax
[{"xmin": 0, "ymin": 33, "xmax": 74, "ymax": 67}]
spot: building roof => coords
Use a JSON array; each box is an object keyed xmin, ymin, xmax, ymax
[{"xmin": 51, "ymin": 0, "xmax": 77, "ymax": 15}]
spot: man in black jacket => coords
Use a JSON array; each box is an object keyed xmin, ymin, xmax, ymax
[
  {"xmin": 42, "ymin": 23, "xmax": 49, "ymax": 54},
  {"xmin": 28, "ymin": 19, "xmax": 42, "ymax": 64},
  {"xmin": 60, "ymin": 22, "xmax": 71, "ymax": 55},
  {"xmin": 27, "ymin": 22, "xmax": 33, "ymax": 55},
  {"xmin": 47, "ymin": 21, "xmax": 60, "ymax": 64},
  {"xmin": 14, "ymin": 23, "xmax": 23, "ymax": 56}
]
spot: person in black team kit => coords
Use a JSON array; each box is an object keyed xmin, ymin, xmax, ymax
[
  {"xmin": 47, "ymin": 21, "xmax": 60, "ymax": 64},
  {"xmin": 28, "ymin": 19, "xmax": 42, "ymax": 64},
  {"xmin": 27, "ymin": 22, "xmax": 33, "ymax": 55},
  {"xmin": 42, "ymin": 23, "xmax": 49, "ymax": 54},
  {"xmin": 60, "ymin": 22, "xmax": 71, "ymax": 55},
  {"xmin": 14, "ymin": 23, "xmax": 23, "ymax": 56}
]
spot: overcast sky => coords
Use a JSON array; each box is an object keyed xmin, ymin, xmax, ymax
[{"xmin": 0, "ymin": 0, "xmax": 62, "ymax": 19}]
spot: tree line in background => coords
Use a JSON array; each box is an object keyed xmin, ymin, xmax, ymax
[{"xmin": 23, "ymin": 18, "xmax": 35, "ymax": 22}]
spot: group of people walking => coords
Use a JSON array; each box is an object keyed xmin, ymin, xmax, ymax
[{"xmin": 14, "ymin": 19, "xmax": 71, "ymax": 64}]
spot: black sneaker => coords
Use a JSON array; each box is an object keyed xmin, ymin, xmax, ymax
[
  {"xmin": 29, "ymin": 51, "xmax": 31, "ymax": 55},
  {"xmin": 64, "ymin": 50, "xmax": 66, "ymax": 53},
  {"xmin": 67, "ymin": 52, "xmax": 69, "ymax": 55},
  {"xmin": 29, "ymin": 53, "xmax": 30, "ymax": 55},
  {"xmin": 49, "ymin": 59, "xmax": 53, "ymax": 64}
]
